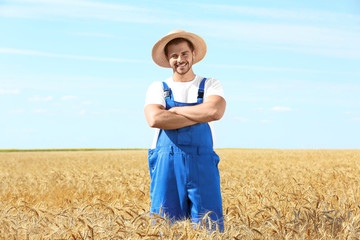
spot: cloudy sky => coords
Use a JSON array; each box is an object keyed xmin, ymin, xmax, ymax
[{"xmin": 1, "ymin": 0, "xmax": 359, "ymax": 149}]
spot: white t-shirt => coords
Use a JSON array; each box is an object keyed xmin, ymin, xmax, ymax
[{"xmin": 145, "ymin": 75, "xmax": 225, "ymax": 149}]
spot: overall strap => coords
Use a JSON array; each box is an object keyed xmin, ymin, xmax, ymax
[
  {"xmin": 197, "ymin": 78, "xmax": 207, "ymax": 104},
  {"xmin": 162, "ymin": 82, "xmax": 172, "ymax": 109}
]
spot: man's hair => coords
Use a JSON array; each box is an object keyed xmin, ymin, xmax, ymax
[{"xmin": 164, "ymin": 38, "xmax": 195, "ymax": 56}]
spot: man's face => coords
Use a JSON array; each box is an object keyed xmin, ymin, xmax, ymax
[{"xmin": 166, "ymin": 41, "xmax": 195, "ymax": 75}]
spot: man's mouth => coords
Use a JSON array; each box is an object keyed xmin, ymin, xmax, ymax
[{"xmin": 176, "ymin": 62, "xmax": 187, "ymax": 68}]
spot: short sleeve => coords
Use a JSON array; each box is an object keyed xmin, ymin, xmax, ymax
[
  {"xmin": 204, "ymin": 78, "xmax": 225, "ymax": 100},
  {"xmin": 144, "ymin": 81, "xmax": 166, "ymax": 107}
]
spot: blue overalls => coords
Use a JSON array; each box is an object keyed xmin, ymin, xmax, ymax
[{"xmin": 148, "ymin": 78, "xmax": 224, "ymax": 231}]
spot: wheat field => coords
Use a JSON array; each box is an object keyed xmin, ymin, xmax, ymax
[{"xmin": 0, "ymin": 149, "xmax": 359, "ymax": 239}]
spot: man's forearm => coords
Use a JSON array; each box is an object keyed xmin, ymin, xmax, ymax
[
  {"xmin": 145, "ymin": 104, "xmax": 199, "ymax": 130},
  {"xmin": 169, "ymin": 95, "xmax": 226, "ymax": 123}
]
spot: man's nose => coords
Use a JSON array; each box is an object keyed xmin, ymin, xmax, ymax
[{"xmin": 177, "ymin": 55, "xmax": 184, "ymax": 62}]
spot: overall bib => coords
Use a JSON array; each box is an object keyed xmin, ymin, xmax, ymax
[{"xmin": 148, "ymin": 78, "xmax": 224, "ymax": 231}]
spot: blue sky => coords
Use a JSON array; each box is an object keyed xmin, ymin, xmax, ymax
[{"xmin": 0, "ymin": 0, "xmax": 359, "ymax": 149}]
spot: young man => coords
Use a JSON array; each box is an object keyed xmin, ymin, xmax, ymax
[{"xmin": 144, "ymin": 30, "xmax": 226, "ymax": 231}]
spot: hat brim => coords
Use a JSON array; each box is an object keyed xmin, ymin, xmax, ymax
[{"xmin": 152, "ymin": 31, "xmax": 207, "ymax": 68}]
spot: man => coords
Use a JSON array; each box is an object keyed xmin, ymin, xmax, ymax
[{"xmin": 144, "ymin": 30, "xmax": 226, "ymax": 231}]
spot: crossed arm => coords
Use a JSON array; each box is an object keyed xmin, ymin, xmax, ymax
[{"xmin": 144, "ymin": 95, "xmax": 226, "ymax": 130}]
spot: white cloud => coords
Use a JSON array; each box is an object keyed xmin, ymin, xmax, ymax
[
  {"xmin": 1, "ymin": 1, "xmax": 359, "ymax": 59},
  {"xmin": 185, "ymin": 5, "xmax": 360, "ymax": 60},
  {"xmin": 0, "ymin": 89, "xmax": 20, "ymax": 94},
  {"xmin": 201, "ymin": 20, "xmax": 360, "ymax": 59},
  {"xmin": 253, "ymin": 107, "xmax": 265, "ymax": 112},
  {"xmin": 81, "ymin": 101, "xmax": 93, "ymax": 105},
  {"xmin": 5, "ymin": 1, "xmax": 360, "ymax": 30},
  {"xmin": 61, "ymin": 95, "xmax": 77, "ymax": 101},
  {"xmin": 261, "ymin": 120, "xmax": 271, "ymax": 123},
  {"xmin": 344, "ymin": 111, "xmax": 358, "ymax": 115},
  {"xmin": 234, "ymin": 116, "xmax": 248, "ymax": 122},
  {"xmin": 8, "ymin": 109, "xmax": 25, "ymax": 114},
  {"xmin": 0, "ymin": 48, "xmax": 148, "ymax": 63},
  {"xmin": 199, "ymin": 4, "xmax": 360, "ymax": 26},
  {"xmin": 350, "ymin": 117, "xmax": 360, "ymax": 121},
  {"xmin": 207, "ymin": 63, "xmax": 335, "ymax": 73},
  {"xmin": 71, "ymin": 32, "xmax": 118, "ymax": 39},
  {"xmin": 6, "ymin": 128, "xmax": 35, "ymax": 133},
  {"xmin": 28, "ymin": 95, "xmax": 53, "ymax": 101},
  {"xmin": 271, "ymin": 106, "xmax": 292, "ymax": 112},
  {"xmin": 1, "ymin": 0, "xmax": 162, "ymax": 23},
  {"xmin": 34, "ymin": 109, "xmax": 47, "ymax": 113},
  {"xmin": 76, "ymin": 108, "xmax": 129, "ymax": 116}
]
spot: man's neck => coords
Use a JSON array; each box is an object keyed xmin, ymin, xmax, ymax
[{"xmin": 172, "ymin": 71, "xmax": 196, "ymax": 82}]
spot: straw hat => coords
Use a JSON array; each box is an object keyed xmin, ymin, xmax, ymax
[{"xmin": 152, "ymin": 30, "xmax": 207, "ymax": 68}]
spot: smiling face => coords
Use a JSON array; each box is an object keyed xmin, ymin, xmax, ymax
[{"xmin": 165, "ymin": 40, "xmax": 196, "ymax": 77}]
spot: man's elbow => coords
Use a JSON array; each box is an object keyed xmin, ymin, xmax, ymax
[
  {"xmin": 144, "ymin": 105, "xmax": 164, "ymax": 128},
  {"xmin": 210, "ymin": 103, "xmax": 226, "ymax": 121},
  {"xmin": 146, "ymin": 115, "xmax": 159, "ymax": 128},
  {"xmin": 205, "ymin": 97, "xmax": 226, "ymax": 122},
  {"xmin": 202, "ymin": 108, "xmax": 223, "ymax": 122},
  {"xmin": 211, "ymin": 109, "xmax": 224, "ymax": 121}
]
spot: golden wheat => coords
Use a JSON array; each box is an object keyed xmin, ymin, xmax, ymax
[{"xmin": 0, "ymin": 149, "xmax": 359, "ymax": 239}]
